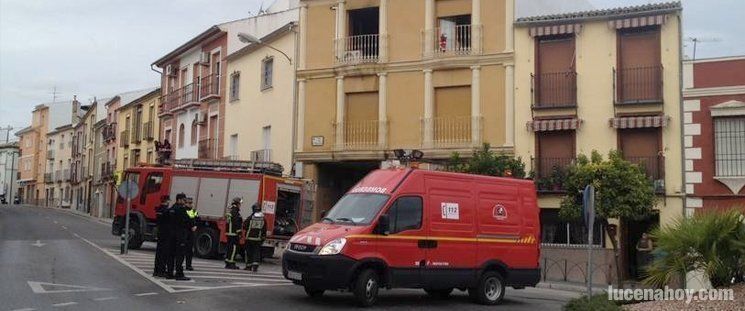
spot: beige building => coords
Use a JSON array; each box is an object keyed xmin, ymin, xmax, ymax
[
  {"xmin": 224, "ymin": 23, "xmax": 297, "ymax": 171},
  {"xmin": 116, "ymin": 88, "xmax": 161, "ymax": 171},
  {"xmin": 46, "ymin": 124, "xmax": 74, "ymax": 208},
  {"xmin": 513, "ymin": 3, "xmax": 683, "ymax": 284},
  {"xmin": 296, "ymin": 0, "xmax": 516, "ymax": 215},
  {"xmin": 16, "ymin": 105, "xmax": 49, "ymax": 205}
]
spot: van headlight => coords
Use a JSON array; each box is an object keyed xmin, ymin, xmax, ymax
[{"xmin": 317, "ymin": 238, "xmax": 346, "ymax": 256}]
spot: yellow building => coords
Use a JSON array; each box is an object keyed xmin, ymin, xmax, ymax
[
  {"xmin": 115, "ymin": 88, "xmax": 161, "ymax": 172},
  {"xmin": 16, "ymin": 104, "xmax": 49, "ymax": 205},
  {"xmin": 46, "ymin": 124, "xmax": 74, "ymax": 208},
  {"xmin": 224, "ymin": 22, "xmax": 298, "ymax": 171},
  {"xmin": 296, "ymin": 0, "xmax": 516, "ymax": 215},
  {"xmin": 513, "ymin": 3, "xmax": 683, "ymax": 284}
]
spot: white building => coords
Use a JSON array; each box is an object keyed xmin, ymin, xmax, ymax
[{"xmin": 0, "ymin": 142, "xmax": 20, "ymax": 203}]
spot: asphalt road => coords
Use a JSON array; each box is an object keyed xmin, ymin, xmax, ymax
[{"xmin": 0, "ymin": 204, "xmax": 579, "ymax": 310}]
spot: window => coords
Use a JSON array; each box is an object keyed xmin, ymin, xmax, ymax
[
  {"xmin": 386, "ymin": 196, "xmax": 423, "ymax": 234},
  {"xmin": 230, "ymin": 72, "xmax": 240, "ymax": 101},
  {"xmin": 535, "ymin": 130, "xmax": 576, "ymax": 192},
  {"xmin": 714, "ymin": 117, "xmax": 745, "ymax": 177},
  {"xmin": 141, "ymin": 172, "xmax": 164, "ymax": 204},
  {"xmin": 190, "ymin": 120, "xmax": 198, "ymax": 146},
  {"xmin": 437, "ymin": 15, "xmax": 472, "ymax": 52},
  {"xmin": 325, "ymin": 193, "xmax": 390, "ymax": 225},
  {"xmin": 262, "ymin": 126, "xmax": 271, "ymax": 150},
  {"xmin": 229, "ymin": 134, "xmax": 238, "ymax": 159},
  {"xmin": 261, "ymin": 57, "xmax": 273, "ymax": 90},
  {"xmin": 178, "ymin": 124, "xmax": 185, "ymax": 148},
  {"xmin": 540, "ymin": 209, "xmax": 603, "ymax": 246}
]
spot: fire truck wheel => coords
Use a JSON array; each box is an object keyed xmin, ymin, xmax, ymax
[
  {"xmin": 195, "ymin": 228, "xmax": 219, "ymax": 258},
  {"xmin": 424, "ymin": 288, "xmax": 453, "ymax": 298},
  {"xmin": 127, "ymin": 221, "xmax": 144, "ymax": 249},
  {"xmin": 469, "ymin": 271, "xmax": 505, "ymax": 305},
  {"xmin": 353, "ymin": 269, "xmax": 380, "ymax": 307},
  {"xmin": 303, "ymin": 286, "xmax": 324, "ymax": 298}
]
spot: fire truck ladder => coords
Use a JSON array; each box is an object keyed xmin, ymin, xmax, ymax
[{"xmin": 173, "ymin": 159, "xmax": 284, "ymax": 176}]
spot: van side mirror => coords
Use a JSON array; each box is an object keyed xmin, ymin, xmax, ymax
[{"xmin": 376, "ymin": 214, "xmax": 391, "ymax": 235}]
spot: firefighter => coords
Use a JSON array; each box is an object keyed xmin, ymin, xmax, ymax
[
  {"xmin": 184, "ymin": 197, "xmax": 198, "ymax": 271},
  {"xmin": 153, "ymin": 195, "xmax": 171, "ymax": 277},
  {"xmin": 244, "ymin": 203, "xmax": 267, "ymax": 272},
  {"xmin": 224, "ymin": 197, "xmax": 243, "ymax": 270},
  {"xmin": 166, "ymin": 193, "xmax": 191, "ymax": 281}
]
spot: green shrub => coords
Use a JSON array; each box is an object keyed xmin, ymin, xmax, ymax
[
  {"xmin": 447, "ymin": 143, "xmax": 526, "ymax": 178},
  {"xmin": 563, "ymin": 294, "xmax": 620, "ymax": 311},
  {"xmin": 643, "ymin": 209, "xmax": 745, "ymax": 288}
]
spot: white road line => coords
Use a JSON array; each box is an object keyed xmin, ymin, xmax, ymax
[
  {"xmin": 75, "ymin": 235, "xmax": 175, "ymax": 293},
  {"xmin": 173, "ymin": 275, "xmax": 290, "ymax": 282},
  {"xmin": 53, "ymin": 221, "xmax": 58, "ymax": 224},
  {"xmin": 92, "ymin": 296, "xmax": 118, "ymax": 301},
  {"xmin": 61, "ymin": 226, "xmax": 67, "ymax": 230},
  {"xmin": 51, "ymin": 302, "xmax": 78, "ymax": 307},
  {"xmin": 11, "ymin": 308, "xmax": 36, "ymax": 311},
  {"xmin": 139, "ymin": 268, "xmax": 287, "ymax": 279},
  {"xmin": 134, "ymin": 292, "xmax": 158, "ymax": 297}
]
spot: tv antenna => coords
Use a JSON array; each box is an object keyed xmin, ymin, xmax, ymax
[
  {"xmin": 49, "ymin": 86, "xmax": 61, "ymax": 103},
  {"xmin": 685, "ymin": 37, "xmax": 721, "ymax": 60}
]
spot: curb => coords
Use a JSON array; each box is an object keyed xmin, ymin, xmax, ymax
[{"xmin": 537, "ymin": 282, "xmax": 607, "ymax": 294}]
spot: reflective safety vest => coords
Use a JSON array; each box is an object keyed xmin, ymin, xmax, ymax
[
  {"xmin": 246, "ymin": 212, "xmax": 266, "ymax": 241},
  {"xmin": 186, "ymin": 209, "xmax": 198, "ymax": 219},
  {"xmin": 226, "ymin": 213, "xmax": 242, "ymax": 236}
]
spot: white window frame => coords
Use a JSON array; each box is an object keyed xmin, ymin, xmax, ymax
[
  {"xmin": 230, "ymin": 71, "xmax": 240, "ymax": 102},
  {"xmin": 261, "ymin": 57, "xmax": 274, "ymax": 91}
]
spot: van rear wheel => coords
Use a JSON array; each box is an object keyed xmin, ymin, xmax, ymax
[
  {"xmin": 424, "ymin": 288, "xmax": 453, "ymax": 298},
  {"xmin": 353, "ymin": 269, "xmax": 380, "ymax": 307},
  {"xmin": 469, "ymin": 271, "xmax": 506, "ymax": 305}
]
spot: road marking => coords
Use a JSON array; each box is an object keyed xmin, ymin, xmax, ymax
[
  {"xmin": 134, "ymin": 292, "xmax": 158, "ymax": 297},
  {"xmin": 11, "ymin": 308, "xmax": 36, "ymax": 311},
  {"xmin": 92, "ymin": 296, "xmax": 118, "ymax": 301},
  {"xmin": 61, "ymin": 226, "xmax": 67, "ymax": 230},
  {"xmin": 51, "ymin": 302, "xmax": 78, "ymax": 307},
  {"xmin": 30, "ymin": 240, "xmax": 46, "ymax": 247},
  {"xmin": 74, "ymin": 235, "xmax": 175, "ymax": 293},
  {"xmin": 53, "ymin": 221, "xmax": 58, "ymax": 224},
  {"xmin": 28, "ymin": 281, "xmax": 110, "ymax": 294}
]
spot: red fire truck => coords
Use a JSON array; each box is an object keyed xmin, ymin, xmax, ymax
[{"xmin": 111, "ymin": 159, "xmax": 314, "ymax": 259}]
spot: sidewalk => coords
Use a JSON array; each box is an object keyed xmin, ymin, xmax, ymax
[{"xmin": 537, "ymin": 281, "xmax": 607, "ymax": 295}]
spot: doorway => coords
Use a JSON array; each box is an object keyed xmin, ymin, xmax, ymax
[{"xmin": 624, "ymin": 213, "xmax": 659, "ymax": 280}]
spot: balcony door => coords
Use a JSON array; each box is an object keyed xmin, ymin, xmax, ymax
[
  {"xmin": 344, "ymin": 92, "xmax": 379, "ymax": 147},
  {"xmin": 536, "ymin": 130, "xmax": 575, "ymax": 191},
  {"xmin": 618, "ymin": 28, "xmax": 661, "ymax": 103},
  {"xmin": 434, "ymin": 86, "xmax": 471, "ymax": 144},
  {"xmin": 537, "ymin": 36, "xmax": 575, "ymax": 107},
  {"xmin": 618, "ymin": 128, "xmax": 661, "ymax": 181}
]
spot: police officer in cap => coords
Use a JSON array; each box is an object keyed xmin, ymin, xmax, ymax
[
  {"xmin": 224, "ymin": 197, "xmax": 243, "ymax": 269},
  {"xmin": 244, "ymin": 203, "xmax": 267, "ymax": 272},
  {"xmin": 153, "ymin": 195, "xmax": 171, "ymax": 277},
  {"xmin": 166, "ymin": 193, "xmax": 191, "ymax": 281}
]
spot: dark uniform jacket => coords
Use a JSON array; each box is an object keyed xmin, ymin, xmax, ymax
[
  {"xmin": 226, "ymin": 210, "xmax": 242, "ymax": 237},
  {"xmin": 244, "ymin": 212, "xmax": 267, "ymax": 241},
  {"xmin": 167, "ymin": 203, "xmax": 191, "ymax": 242},
  {"xmin": 155, "ymin": 203, "xmax": 170, "ymax": 240}
]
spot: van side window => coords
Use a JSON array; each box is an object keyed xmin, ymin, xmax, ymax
[{"xmin": 387, "ymin": 196, "xmax": 423, "ymax": 234}]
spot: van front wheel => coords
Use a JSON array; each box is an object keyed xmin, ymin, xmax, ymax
[
  {"xmin": 353, "ymin": 269, "xmax": 380, "ymax": 307},
  {"xmin": 469, "ymin": 271, "xmax": 505, "ymax": 305}
]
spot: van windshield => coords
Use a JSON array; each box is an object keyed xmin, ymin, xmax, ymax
[{"xmin": 324, "ymin": 193, "xmax": 389, "ymax": 226}]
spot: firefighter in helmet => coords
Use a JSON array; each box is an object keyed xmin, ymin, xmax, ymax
[
  {"xmin": 224, "ymin": 197, "xmax": 243, "ymax": 269},
  {"xmin": 244, "ymin": 203, "xmax": 267, "ymax": 272}
]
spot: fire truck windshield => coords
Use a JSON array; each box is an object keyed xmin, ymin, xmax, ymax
[{"xmin": 324, "ymin": 193, "xmax": 389, "ymax": 226}]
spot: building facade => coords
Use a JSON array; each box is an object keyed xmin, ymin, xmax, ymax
[
  {"xmin": 116, "ymin": 88, "xmax": 161, "ymax": 170},
  {"xmin": 296, "ymin": 0, "xmax": 516, "ymax": 216},
  {"xmin": 514, "ymin": 3, "xmax": 684, "ymax": 284},
  {"xmin": 16, "ymin": 105, "xmax": 50, "ymax": 205},
  {"xmin": 0, "ymin": 142, "xmax": 19, "ymax": 203},
  {"xmin": 682, "ymin": 56, "xmax": 745, "ymax": 213},
  {"xmin": 100, "ymin": 97, "xmax": 121, "ymax": 216},
  {"xmin": 224, "ymin": 21, "xmax": 298, "ymax": 171},
  {"xmin": 45, "ymin": 124, "xmax": 74, "ymax": 208}
]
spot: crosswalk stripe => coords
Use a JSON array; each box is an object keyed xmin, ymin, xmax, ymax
[
  {"xmin": 132, "ymin": 263, "xmax": 284, "ymax": 276},
  {"xmin": 139, "ymin": 269, "xmax": 287, "ymax": 280}
]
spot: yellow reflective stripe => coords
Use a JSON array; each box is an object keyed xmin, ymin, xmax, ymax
[{"xmin": 345, "ymin": 234, "xmax": 535, "ymax": 244}]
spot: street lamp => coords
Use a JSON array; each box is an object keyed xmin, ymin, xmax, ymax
[{"xmin": 237, "ymin": 32, "xmax": 292, "ymax": 64}]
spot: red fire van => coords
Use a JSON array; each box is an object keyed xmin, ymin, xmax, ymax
[{"xmin": 282, "ymin": 168, "xmax": 540, "ymax": 306}]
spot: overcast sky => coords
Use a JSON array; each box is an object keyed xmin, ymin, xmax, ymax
[{"xmin": 1, "ymin": 0, "xmax": 744, "ymax": 138}]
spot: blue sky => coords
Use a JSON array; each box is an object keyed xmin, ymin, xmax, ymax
[{"xmin": 1, "ymin": 0, "xmax": 744, "ymax": 138}]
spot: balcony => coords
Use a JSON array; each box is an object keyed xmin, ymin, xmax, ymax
[
  {"xmin": 250, "ymin": 149, "xmax": 272, "ymax": 162},
  {"xmin": 103, "ymin": 123, "xmax": 117, "ymax": 142},
  {"xmin": 198, "ymin": 138, "xmax": 217, "ymax": 159},
  {"xmin": 160, "ymin": 92, "xmax": 178, "ymax": 116},
  {"xmin": 54, "ymin": 170, "xmax": 62, "ymax": 182},
  {"xmin": 99, "ymin": 162, "xmax": 115, "ymax": 182},
  {"xmin": 131, "ymin": 123, "xmax": 142, "ymax": 144},
  {"xmin": 335, "ymin": 34, "xmax": 380, "ymax": 65},
  {"xmin": 178, "ymin": 83, "xmax": 200, "ymax": 110},
  {"xmin": 334, "ymin": 120, "xmax": 384, "ymax": 150},
  {"xmin": 44, "ymin": 173, "xmax": 53, "ymax": 183},
  {"xmin": 422, "ymin": 116, "xmax": 480, "ymax": 148},
  {"xmin": 46, "ymin": 149, "xmax": 55, "ymax": 159},
  {"xmin": 423, "ymin": 24, "xmax": 482, "ymax": 58},
  {"xmin": 532, "ymin": 71, "xmax": 577, "ymax": 109},
  {"xmin": 200, "ymin": 74, "xmax": 220, "ymax": 101},
  {"xmin": 533, "ymin": 157, "xmax": 575, "ymax": 193},
  {"xmin": 615, "ymin": 65, "xmax": 663, "ymax": 105},
  {"xmin": 63, "ymin": 169, "xmax": 70, "ymax": 181},
  {"xmin": 625, "ymin": 155, "xmax": 665, "ymax": 193},
  {"xmin": 120, "ymin": 130, "xmax": 130, "ymax": 147},
  {"xmin": 144, "ymin": 121, "xmax": 154, "ymax": 140}
]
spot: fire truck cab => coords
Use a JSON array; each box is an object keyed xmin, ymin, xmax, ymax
[{"xmin": 112, "ymin": 159, "xmax": 313, "ymax": 259}]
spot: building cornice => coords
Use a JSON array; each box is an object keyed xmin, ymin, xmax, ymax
[{"xmin": 683, "ymin": 85, "xmax": 745, "ymax": 98}]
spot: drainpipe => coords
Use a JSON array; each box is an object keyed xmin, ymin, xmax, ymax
[
  {"xmin": 676, "ymin": 13, "xmax": 689, "ymax": 289},
  {"xmin": 291, "ymin": 23, "xmax": 300, "ymax": 177}
]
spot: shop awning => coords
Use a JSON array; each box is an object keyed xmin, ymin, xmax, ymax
[
  {"xmin": 609, "ymin": 14, "xmax": 667, "ymax": 29},
  {"xmin": 609, "ymin": 115, "xmax": 669, "ymax": 129},
  {"xmin": 527, "ymin": 118, "xmax": 582, "ymax": 132},
  {"xmin": 529, "ymin": 24, "xmax": 582, "ymax": 37}
]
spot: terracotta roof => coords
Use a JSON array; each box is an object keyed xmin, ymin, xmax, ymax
[{"xmin": 515, "ymin": 2, "xmax": 681, "ymax": 26}]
